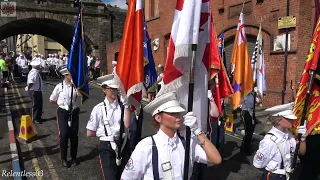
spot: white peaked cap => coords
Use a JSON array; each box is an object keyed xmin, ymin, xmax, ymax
[
  {"xmin": 265, "ymin": 102, "xmax": 297, "ymax": 120},
  {"xmin": 144, "ymin": 92, "xmax": 186, "ymax": 116},
  {"xmin": 97, "ymin": 74, "xmax": 119, "ymax": 89},
  {"xmin": 59, "ymin": 66, "xmax": 69, "ymax": 75},
  {"xmin": 30, "ymin": 59, "xmax": 41, "ymax": 66}
]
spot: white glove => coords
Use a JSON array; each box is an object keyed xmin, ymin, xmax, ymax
[
  {"xmin": 297, "ymin": 124, "xmax": 307, "ymax": 141},
  {"xmin": 183, "ymin": 112, "xmax": 201, "ymax": 136},
  {"xmin": 208, "ymin": 90, "xmax": 213, "ymax": 101},
  {"xmin": 25, "ymin": 86, "xmax": 28, "ymax": 92}
]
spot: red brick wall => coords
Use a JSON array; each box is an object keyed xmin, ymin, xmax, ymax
[{"xmin": 106, "ymin": 0, "xmax": 314, "ymax": 107}]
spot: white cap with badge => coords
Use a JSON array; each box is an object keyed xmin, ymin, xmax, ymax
[
  {"xmin": 265, "ymin": 102, "xmax": 297, "ymax": 120},
  {"xmin": 144, "ymin": 92, "xmax": 186, "ymax": 116},
  {"xmin": 30, "ymin": 59, "xmax": 41, "ymax": 66},
  {"xmin": 97, "ymin": 74, "xmax": 119, "ymax": 89},
  {"xmin": 59, "ymin": 66, "xmax": 69, "ymax": 76}
]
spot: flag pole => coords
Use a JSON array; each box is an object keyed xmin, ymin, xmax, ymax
[
  {"xmin": 252, "ymin": 18, "xmax": 262, "ymax": 122},
  {"xmin": 183, "ymin": 44, "xmax": 197, "ymax": 180},
  {"xmin": 291, "ymin": 70, "xmax": 316, "ymax": 176}
]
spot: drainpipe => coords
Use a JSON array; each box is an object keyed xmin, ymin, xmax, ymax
[{"xmin": 281, "ymin": 0, "xmax": 290, "ymax": 104}]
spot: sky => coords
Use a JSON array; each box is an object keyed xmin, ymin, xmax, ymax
[{"xmin": 102, "ymin": 0, "xmax": 128, "ymax": 9}]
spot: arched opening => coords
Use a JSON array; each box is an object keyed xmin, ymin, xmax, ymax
[
  {"xmin": 0, "ymin": 18, "xmax": 93, "ymax": 52},
  {"xmin": 224, "ymin": 35, "xmax": 257, "ymax": 73}
]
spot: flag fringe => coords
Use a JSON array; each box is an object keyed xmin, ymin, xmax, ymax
[
  {"xmin": 156, "ymin": 75, "xmax": 189, "ymax": 97},
  {"xmin": 174, "ymin": 44, "xmax": 193, "ymax": 74}
]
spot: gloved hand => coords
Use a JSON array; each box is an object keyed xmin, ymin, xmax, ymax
[
  {"xmin": 297, "ymin": 124, "xmax": 307, "ymax": 141},
  {"xmin": 183, "ymin": 112, "xmax": 201, "ymax": 136},
  {"xmin": 208, "ymin": 90, "xmax": 213, "ymax": 101}
]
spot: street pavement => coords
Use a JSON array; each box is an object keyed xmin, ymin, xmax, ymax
[{"xmin": 1, "ymin": 78, "xmax": 281, "ymax": 180}]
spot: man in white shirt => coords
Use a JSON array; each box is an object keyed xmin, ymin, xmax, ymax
[
  {"xmin": 49, "ymin": 66, "xmax": 80, "ymax": 168},
  {"xmin": 86, "ymin": 74, "xmax": 131, "ymax": 180},
  {"xmin": 253, "ymin": 102, "xmax": 306, "ymax": 180},
  {"xmin": 26, "ymin": 59, "xmax": 43, "ymax": 124}
]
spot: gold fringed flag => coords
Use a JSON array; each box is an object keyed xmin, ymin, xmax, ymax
[{"xmin": 293, "ymin": 18, "xmax": 320, "ymax": 135}]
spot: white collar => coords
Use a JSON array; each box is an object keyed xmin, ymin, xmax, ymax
[
  {"xmin": 157, "ymin": 129, "xmax": 179, "ymax": 148},
  {"xmin": 270, "ymin": 127, "xmax": 289, "ymax": 140},
  {"xmin": 104, "ymin": 98, "xmax": 118, "ymax": 109}
]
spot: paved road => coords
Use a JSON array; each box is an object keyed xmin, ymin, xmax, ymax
[{"xmin": 5, "ymin": 78, "xmax": 268, "ymax": 180}]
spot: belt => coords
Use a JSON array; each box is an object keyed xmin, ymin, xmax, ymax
[
  {"xmin": 99, "ymin": 133, "xmax": 126, "ymax": 142},
  {"xmin": 59, "ymin": 105, "xmax": 77, "ymax": 111},
  {"xmin": 270, "ymin": 169, "xmax": 286, "ymax": 175}
]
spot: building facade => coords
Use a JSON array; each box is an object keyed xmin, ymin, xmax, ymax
[
  {"xmin": 16, "ymin": 34, "xmax": 68, "ymax": 58},
  {"xmin": 106, "ymin": 0, "xmax": 316, "ymax": 106}
]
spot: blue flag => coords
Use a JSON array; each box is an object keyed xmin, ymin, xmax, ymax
[
  {"xmin": 218, "ymin": 32, "xmax": 227, "ymax": 73},
  {"xmin": 67, "ymin": 12, "xmax": 89, "ymax": 104},
  {"xmin": 143, "ymin": 21, "xmax": 157, "ymax": 92}
]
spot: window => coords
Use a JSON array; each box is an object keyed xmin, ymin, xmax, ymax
[{"xmin": 146, "ymin": 0, "xmax": 159, "ymax": 20}]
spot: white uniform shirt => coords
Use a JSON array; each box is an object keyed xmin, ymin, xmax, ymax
[
  {"xmin": 18, "ymin": 57, "xmax": 28, "ymax": 67},
  {"xmin": 121, "ymin": 129, "xmax": 208, "ymax": 180},
  {"xmin": 27, "ymin": 69, "xmax": 43, "ymax": 91},
  {"xmin": 253, "ymin": 127, "xmax": 296, "ymax": 172},
  {"xmin": 86, "ymin": 98, "xmax": 123, "ymax": 138},
  {"xmin": 49, "ymin": 81, "xmax": 78, "ymax": 110}
]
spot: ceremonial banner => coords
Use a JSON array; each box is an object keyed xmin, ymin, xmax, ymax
[
  {"xmin": 114, "ymin": 0, "xmax": 144, "ymax": 114},
  {"xmin": 293, "ymin": 18, "xmax": 320, "ymax": 135},
  {"xmin": 209, "ymin": 20, "xmax": 233, "ymax": 116},
  {"xmin": 143, "ymin": 19, "xmax": 157, "ymax": 93},
  {"xmin": 158, "ymin": 0, "xmax": 208, "ymax": 131},
  {"xmin": 252, "ymin": 24, "xmax": 267, "ymax": 96},
  {"xmin": 231, "ymin": 13, "xmax": 253, "ymax": 109},
  {"xmin": 67, "ymin": 11, "xmax": 89, "ymax": 104}
]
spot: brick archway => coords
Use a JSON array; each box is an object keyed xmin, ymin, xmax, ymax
[{"xmin": 0, "ymin": 17, "xmax": 94, "ymax": 50}]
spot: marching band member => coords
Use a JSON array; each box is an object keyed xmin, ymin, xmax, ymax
[
  {"xmin": 86, "ymin": 74, "xmax": 131, "ymax": 180},
  {"xmin": 121, "ymin": 92, "xmax": 222, "ymax": 180},
  {"xmin": 26, "ymin": 59, "xmax": 43, "ymax": 124},
  {"xmin": 253, "ymin": 103, "xmax": 306, "ymax": 180},
  {"xmin": 49, "ymin": 66, "xmax": 80, "ymax": 167}
]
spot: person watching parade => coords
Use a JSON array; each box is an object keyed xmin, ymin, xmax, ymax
[
  {"xmin": 49, "ymin": 66, "xmax": 81, "ymax": 168},
  {"xmin": 26, "ymin": 59, "xmax": 43, "ymax": 124},
  {"xmin": 120, "ymin": 92, "xmax": 222, "ymax": 180},
  {"xmin": 0, "ymin": 53, "xmax": 9, "ymax": 83},
  {"xmin": 86, "ymin": 74, "xmax": 131, "ymax": 180},
  {"xmin": 253, "ymin": 102, "xmax": 307, "ymax": 180}
]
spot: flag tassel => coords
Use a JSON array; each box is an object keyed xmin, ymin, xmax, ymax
[
  {"xmin": 291, "ymin": 70, "xmax": 316, "ymax": 175},
  {"xmin": 183, "ymin": 44, "xmax": 197, "ymax": 180}
]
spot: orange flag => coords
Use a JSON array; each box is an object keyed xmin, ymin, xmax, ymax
[
  {"xmin": 293, "ymin": 18, "xmax": 320, "ymax": 135},
  {"xmin": 114, "ymin": 0, "xmax": 144, "ymax": 114},
  {"xmin": 231, "ymin": 12, "xmax": 253, "ymax": 109}
]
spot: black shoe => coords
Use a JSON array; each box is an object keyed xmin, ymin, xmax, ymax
[
  {"xmin": 71, "ymin": 159, "xmax": 79, "ymax": 166},
  {"xmin": 62, "ymin": 160, "xmax": 69, "ymax": 167},
  {"xmin": 240, "ymin": 146, "xmax": 253, "ymax": 156}
]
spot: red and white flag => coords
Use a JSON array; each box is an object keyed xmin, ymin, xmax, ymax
[
  {"xmin": 114, "ymin": 0, "xmax": 144, "ymax": 114},
  {"xmin": 158, "ymin": 0, "xmax": 212, "ymax": 131}
]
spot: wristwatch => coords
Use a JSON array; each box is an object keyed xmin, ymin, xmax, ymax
[{"xmin": 198, "ymin": 140, "xmax": 205, "ymax": 147}]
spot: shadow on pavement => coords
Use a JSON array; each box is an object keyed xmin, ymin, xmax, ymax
[
  {"xmin": 77, "ymin": 148, "xmax": 99, "ymax": 163},
  {"xmin": 203, "ymin": 151, "xmax": 255, "ymax": 180},
  {"xmin": 42, "ymin": 117, "xmax": 56, "ymax": 122},
  {"xmin": 19, "ymin": 144, "xmax": 60, "ymax": 162}
]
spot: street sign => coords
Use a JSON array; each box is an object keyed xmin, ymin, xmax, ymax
[
  {"xmin": 278, "ymin": 16, "xmax": 296, "ymax": 29},
  {"xmin": 1, "ymin": 1, "xmax": 16, "ymax": 17}
]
